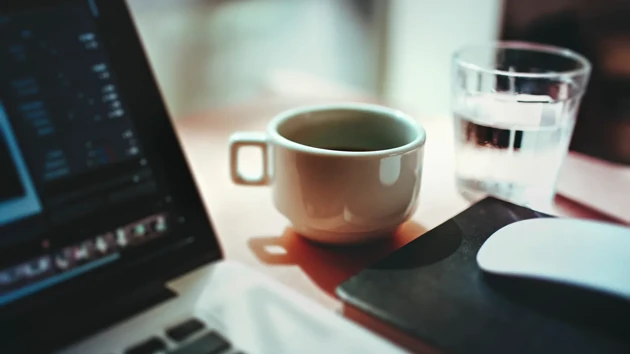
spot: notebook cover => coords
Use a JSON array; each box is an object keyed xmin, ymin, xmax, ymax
[{"xmin": 336, "ymin": 197, "xmax": 630, "ymax": 354}]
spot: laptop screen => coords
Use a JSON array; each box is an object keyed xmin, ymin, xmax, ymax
[{"xmin": 0, "ymin": 0, "xmax": 217, "ymax": 308}]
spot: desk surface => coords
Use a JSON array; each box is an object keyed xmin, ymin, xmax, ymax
[{"xmin": 174, "ymin": 94, "xmax": 615, "ymax": 311}]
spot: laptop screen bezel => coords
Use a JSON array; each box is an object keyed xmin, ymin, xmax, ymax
[{"xmin": 0, "ymin": 0, "xmax": 223, "ymax": 324}]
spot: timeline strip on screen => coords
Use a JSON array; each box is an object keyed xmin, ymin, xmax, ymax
[
  {"xmin": 0, "ymin": 254, "xmax": 119, "ymax": 306},
  {"xmin": 0, "ymin": 212, "xmax": 170, "ymax": 306}
]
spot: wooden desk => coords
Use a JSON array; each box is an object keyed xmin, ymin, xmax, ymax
[{"xmin": 174, "ymin": 94, "xmax": 615, "ymax": 313}]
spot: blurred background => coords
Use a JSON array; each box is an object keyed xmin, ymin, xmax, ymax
[{"xmin": 128, "ymin": 0, "xmax": 630, "ymax": 165}]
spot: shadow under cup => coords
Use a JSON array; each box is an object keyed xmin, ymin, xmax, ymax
[{"xmin": 275, "ymin": 107, "xmax": 419, "ymax": 152}]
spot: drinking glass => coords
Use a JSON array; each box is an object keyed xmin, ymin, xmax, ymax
[{"xmin": 451, "ymin": 41, "xmax": 591, "ymax": 207}]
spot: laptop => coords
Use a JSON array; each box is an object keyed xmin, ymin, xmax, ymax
[{"xmin": 0, "ymin": 1, "xmax": 406, "ymax": 353}]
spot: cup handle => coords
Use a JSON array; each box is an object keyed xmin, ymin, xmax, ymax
[{"xmin": 229, "ymin": 132, "xmax": 270, "ymax": 186}]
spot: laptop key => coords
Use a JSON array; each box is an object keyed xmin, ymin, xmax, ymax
[
  {"xmin": 166, "ymin": 318, "xmax": 206, "ymax": 342},
  {"xmin": 124, "ymin": 336, "xmax": 167, "ymax": 354},
  {"xmin": 170, "ymin": 331, "xmax": 231, "ymax": 354}
]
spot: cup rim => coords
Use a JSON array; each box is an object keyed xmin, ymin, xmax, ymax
[
  {"xmin": 453, "ymin": 40, "xmax": 592, "ymax": 79},
  {"xmin": 267, "ymin": 102, "xmax": 426, "ymax": 158}
]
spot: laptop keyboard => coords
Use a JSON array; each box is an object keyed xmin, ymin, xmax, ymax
[
  {"xmin": 169, "ymin": 332, "xmax": 230, "ymax": 354},
  {"xmin": 125, "ymin": 337, "xmax": 167, "ymax": 354},
  {"xmin": 166, "ymin": 319, "xmax": 206, "ymax": 342},
  {"xmin": 123, "ymin": 317, "xmax": 243, "ymax": 354}
]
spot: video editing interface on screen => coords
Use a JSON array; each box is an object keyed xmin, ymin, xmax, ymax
[{"xmin": 0, "ymin": 2, "xmax": 178, "ymax": 306}]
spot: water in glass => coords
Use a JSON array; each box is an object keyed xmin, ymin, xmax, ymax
[{"xmin": 454, "ymin": 93, "xmax": 579, "ymax": 206}]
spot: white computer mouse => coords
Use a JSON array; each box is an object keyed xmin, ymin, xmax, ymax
[{"xmin": 477, "ymin": 218, "xmax": 630, "ymax": 300}]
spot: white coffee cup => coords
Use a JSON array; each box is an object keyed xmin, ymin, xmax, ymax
[{"xmin": 229, "ymin": 103, "xmax": 426, "ymax": 244}]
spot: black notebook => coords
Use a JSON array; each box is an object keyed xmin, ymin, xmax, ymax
[{"xmin": 337, "ymin": 197, "xmax": 630, "ymax": 354}]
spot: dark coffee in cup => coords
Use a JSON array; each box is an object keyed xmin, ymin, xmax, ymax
[{"xmin": 321, "ymin": 147, "xmax": 375, "ymax": 152}]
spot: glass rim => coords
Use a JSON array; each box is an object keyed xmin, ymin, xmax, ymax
[{"xmin": 453, "ymin": 41, "xmax": 592, "ymax": 79}]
